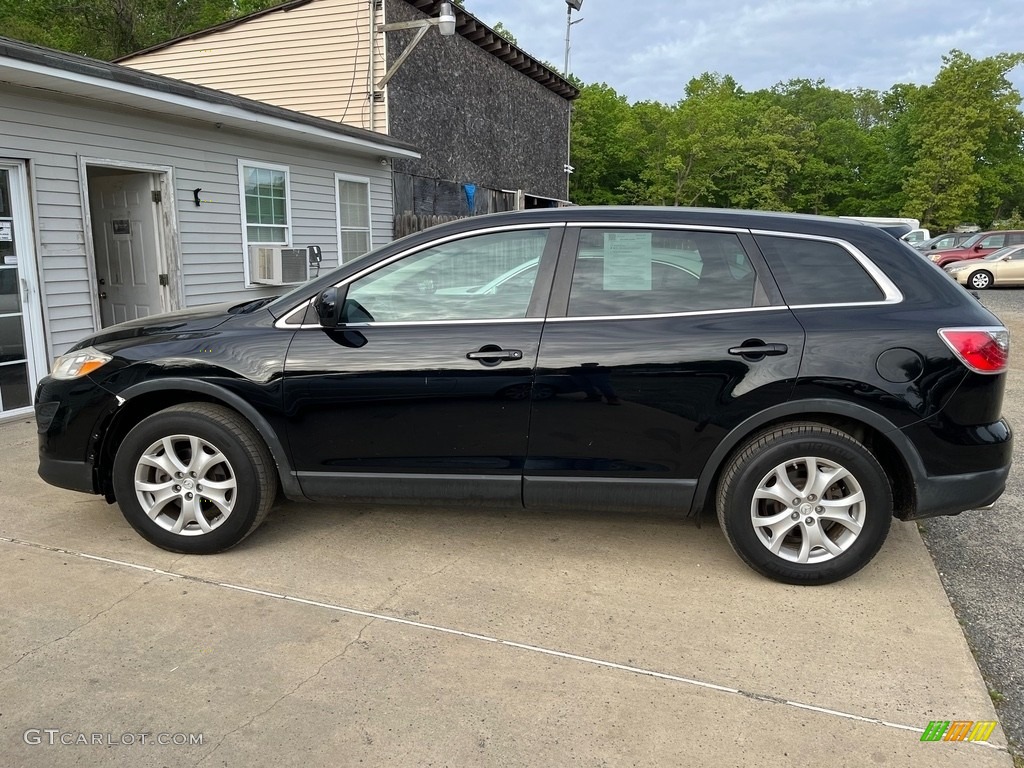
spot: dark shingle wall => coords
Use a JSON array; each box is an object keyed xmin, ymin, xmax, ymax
[{"xmin": 384, "ymin": 0, "xmax": 569, "ymax": 205}]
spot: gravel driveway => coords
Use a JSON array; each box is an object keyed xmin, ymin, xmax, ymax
[{"xmin": 921, "ymin": 286, "xmax": 1024, "ymax": 760}]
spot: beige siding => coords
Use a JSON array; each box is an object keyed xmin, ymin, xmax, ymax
[
  {"xmin": 1, "ymin": 84, "xmax": 393, "ymax": 356},
  {"xmin": 122, "ymin": 0, "xmax": 388, "ymax": 132}
]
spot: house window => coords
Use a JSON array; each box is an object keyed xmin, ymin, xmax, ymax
[
  {"xmin": 240, "ymin": 161, "xmax": 290, "ymax": 244},
  {"xmin": 336, "ymin": 174, "xmax": 371, "ymax": 262}
]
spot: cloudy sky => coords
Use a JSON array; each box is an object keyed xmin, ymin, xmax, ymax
[{"xmin": 461, "ymin": 0, "xmax": 1024, "ymax": 103}]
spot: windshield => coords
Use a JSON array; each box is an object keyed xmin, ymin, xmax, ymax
[
  {"xmin": 957, "ymin": 232, "xmax": 986, "ymax": 249},
  {"xmin": 984, "ymin": 246, "xmax": 1021, "ymax": 261}
]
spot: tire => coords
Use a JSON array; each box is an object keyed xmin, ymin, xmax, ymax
[
  {"xmin": 969, "ymin": 271, "xmax": 992, "ymax": 289},
  {"xmin": 112, "ymin": 403, "xmax": 277, "ymax": 554},
  {"xmin": 716, "ymin": 423, "xmax": 892, "ymax": 585}
]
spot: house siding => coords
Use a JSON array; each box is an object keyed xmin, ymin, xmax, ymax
[
  {"xmin": 1, "ymin": 83, "xmax": 393, "ymax": 356},
  {"xmin": 121, "ymin": 0, "xmax": 386, "ymax": 131},
  {"xmin": 383, "ymin": 0, "xmax": 569, "ymax": 205}
]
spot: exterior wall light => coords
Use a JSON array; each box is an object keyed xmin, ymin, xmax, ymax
[{"xmin": 377, "ymin": 1, "xmax": 459, "ymax": 89}]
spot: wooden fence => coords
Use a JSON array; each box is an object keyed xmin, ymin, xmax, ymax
[{"xmin": 393, "ymin": 213, "xmax": 467, "ymax": 239}]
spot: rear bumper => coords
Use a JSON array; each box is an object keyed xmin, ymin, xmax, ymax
[{"xmin": 903, "ymin": 465, "xmax": 1010, "ymax": 520}]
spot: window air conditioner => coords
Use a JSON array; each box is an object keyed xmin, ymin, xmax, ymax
[{"xmin": 249, "ymin": 246, "xmax": 308, "ymax": 285}]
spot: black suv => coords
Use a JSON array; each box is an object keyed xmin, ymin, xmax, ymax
[{"xmin": 36, "ymin": 208, "xmax": 1012, "ymax": 584}]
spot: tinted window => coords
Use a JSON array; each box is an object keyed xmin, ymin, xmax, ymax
[
  {"xmin": 343, "ymin": 230, "xmax": 549, "ymax": 323},
  {"xmin": 566, "ymin": 229, "xmax": 756, "ymax": 317},
  {"xmin": 756, "ymin": 236, "xmax": 884, "ymax": 305}
]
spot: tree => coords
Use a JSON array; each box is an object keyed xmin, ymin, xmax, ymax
[
  {"xmin": 569, "ymin": 83, "xmax": 639, "ymax": 204},
  {"xmin": 492, "ymin": 22, "xmax": 517, "ymax": 46},
  {"xmin": 0, "ymin": 0, "xmax": 279, "ymax": 60},
  {"xmin": 901, "ymin": 51, "xmax": 1024, "ymax": 229}
]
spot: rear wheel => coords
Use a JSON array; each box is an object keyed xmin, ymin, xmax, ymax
[
  {"xmin": 112, "ymin": 403, "xmax": 277, "ymax": 554},
  {"xmin": 969, "ymin": 270, "xmax": 993, "ymax": 289},
  {"xmin": 716, "ymin": 423, "xmax": 892, "ymax": 584}
]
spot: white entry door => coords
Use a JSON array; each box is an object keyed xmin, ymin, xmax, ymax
[
  {"xmin": 88, "ymin": 171, "xmax": 167, "ymax": 327},
  {"xmin": 0, "ymin": 161, "xmax": 46, "ymax": 416}
]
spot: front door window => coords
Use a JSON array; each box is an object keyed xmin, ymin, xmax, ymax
[{"xmin": 343, "ymin": 229, "xmax": 550, "ymax": 323}]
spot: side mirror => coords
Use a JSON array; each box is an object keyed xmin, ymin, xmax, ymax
[{"xmin": 313, "ymin": 286, "xmax": 343, "ymax": 328}]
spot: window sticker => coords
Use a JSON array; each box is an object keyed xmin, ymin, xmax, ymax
[
  {"xmin": 603, "ymin": 232, "xmax": 652, "ymax": 290},
  {"xmin": 0, "ymin": 221, "xmax": 11, "ymax": 242}
]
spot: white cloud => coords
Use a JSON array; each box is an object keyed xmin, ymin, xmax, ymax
[{"xmin": 464, "ymin": 0, "xmax": 1024, "ymax": 101}]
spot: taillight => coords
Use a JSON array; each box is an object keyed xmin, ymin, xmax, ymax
[{"xmin": 938, "ymin": 327, "xmax": 1009, "ymax": 374}]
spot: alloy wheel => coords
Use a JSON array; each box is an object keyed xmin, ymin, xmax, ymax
[
  {"xmin": 750, "ymin": 456, "xmax": 865, "ymax": 564},
  {"xmin": 133, "ymin": 434, "xmax": 237, "ymax": 536}
]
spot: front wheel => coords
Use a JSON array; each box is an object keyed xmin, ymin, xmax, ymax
[
  {"xmin": 112, "ymin": 403, "xmax": 277, "ymax": 554},
  {"xmin": 716, "ymin": 423, "xmax": 892, "ymax": 584},
  {"xmin": 969, "ymin": 270, "xmax": 993, "ymax": 289}
]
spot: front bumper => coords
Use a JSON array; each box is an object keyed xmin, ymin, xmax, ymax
[
  {"xmin": 37, "ymin": 455, "xmax": 96, "ymax": 494},
  {"xmin": 35, "ymin": 374, "xmax": 119, "ymax": 496}
]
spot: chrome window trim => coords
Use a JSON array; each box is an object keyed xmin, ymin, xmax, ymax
[
  {"xmin": 750, "ymin": 229, "xmax": 904, "ymax": 306},
  {"xmin": 569, "ymin": 221, "xmax": 749, "ymax": 234},
  {"xmin": 276, "ymin": 223, "xmax": 905, "ymax": 329},
  {"xmin": 280, "ymin": 303, "xmax": 789, "ymax": 330},
  {"xmin": 548, "ymin": 306, "xmax": 790, "ymax": 323}
]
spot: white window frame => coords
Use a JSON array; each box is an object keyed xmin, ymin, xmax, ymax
[
  {"xmin": 335, "ymin": 172, "xmax": 373, "ymax": 264},
  {"xmin": 239, "ymin": 159, "xmax": 292, "ymax": 287}
]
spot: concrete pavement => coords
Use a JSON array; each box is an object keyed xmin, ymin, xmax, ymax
[{"xmin": 0, "ymin": 415, "xmax": 1012, "ymax": 766}]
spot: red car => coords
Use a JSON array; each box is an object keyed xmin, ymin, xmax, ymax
[{"xmin": 929, "ymin": 230, "xmax": 1024, "ymax": 267}]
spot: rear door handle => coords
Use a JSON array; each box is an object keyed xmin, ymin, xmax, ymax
[
  {"xmin": 467, "ymin": 349, "xmax": 523, "ymax": 361},
  {"xmin": 728, "ymin": 342, "xmax": 789, "ymax": 358},
  {"xmin": 467, "ymin": 346, "xmax": 524, "ymax": 366}
]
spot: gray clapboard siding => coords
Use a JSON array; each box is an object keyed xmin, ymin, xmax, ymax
[{"xmin": 1, "ymin": 80, "xmax": 395, "ymax": 356}]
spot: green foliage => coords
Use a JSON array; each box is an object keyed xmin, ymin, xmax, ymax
[
  {"xmin": 901, "ymin": 51, "xmax": 1024, "ymax": 229},
  {"xmin": 568, "ymin": 51, "xmax": 1024, "ymax": 228},
  {"xmin": 492, "ymin": 21, "xmax": 517, "ymax": 46},
  {"xmin": 0, "ymin": 0, "xmax": 280, "ymax": 59},
  {"xmin": 0, "ymin": 1, "xmax": 1021, "ymax": 222}
]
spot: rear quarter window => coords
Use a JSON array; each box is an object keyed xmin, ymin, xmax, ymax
[{"xmin": 755, "ymin": 235, "xmax": 884, "ymax": 305}]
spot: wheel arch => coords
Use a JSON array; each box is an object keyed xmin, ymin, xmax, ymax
[
  {"xmin": 692, "ymin": 400, "xmax": 923, "ymax": 520},
  {"xmin": 97, "ymin": 378, "xmax": 305, "ymax": 502}
]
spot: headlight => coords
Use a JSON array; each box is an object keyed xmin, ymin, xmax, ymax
[
  {"xmin": 50, "ymin": 347, "xmax": 112, "ymax": 380},
  {"xmin": 929, "ymin": 254, "xmax": 943, "ymax": 262},
  {"xmin": 946, "ymin": 266, "xmax": 968, "ymax": 273}
]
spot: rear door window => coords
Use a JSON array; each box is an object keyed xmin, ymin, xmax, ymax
[
  {"xmin": 566, "ymin": 229, "xmax": 757, "ymax": 316},
  {"xmin": 755, "ymin": 235, "xmax": 885, "ymax": 306}
]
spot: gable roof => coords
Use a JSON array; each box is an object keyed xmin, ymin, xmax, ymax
[
  {"xmin": 117, "ymin": 0, "xmax": 579, "ymax": 101},
  {"xmin": 0, "ymin": 35, "xmax": 420, "ymax": 159}
]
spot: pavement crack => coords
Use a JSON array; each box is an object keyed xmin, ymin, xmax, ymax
[
  {"xmin": 376, "ymin": 553, "xmax": 470, "ymax": 611},
  {"xmin": 0, "ymin": 576, "xmax": 156, "ymax": 674},
  {"xmin": 195, "ymin": 618, "xmax": 376, "ymax": 766}
]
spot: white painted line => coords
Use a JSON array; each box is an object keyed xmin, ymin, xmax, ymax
[{"xmin": 0, "ymin": 535, "xmax": 1008, "ymax": 752}]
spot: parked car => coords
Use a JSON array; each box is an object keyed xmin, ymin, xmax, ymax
[
  {"xmin": 35, "ymin": 208, "xmax": 1012, "ymax": 585},
  {"xmin": 929, "ymin": 230, "xmax": 1024, "ymax": 267},
  {"xmin": 914, "ymin": 232, "xmax": 973, "ymax": 251},
  {"xmin": 944, "ymin": 244, "xmax": 1024, "ymax": 289}
]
